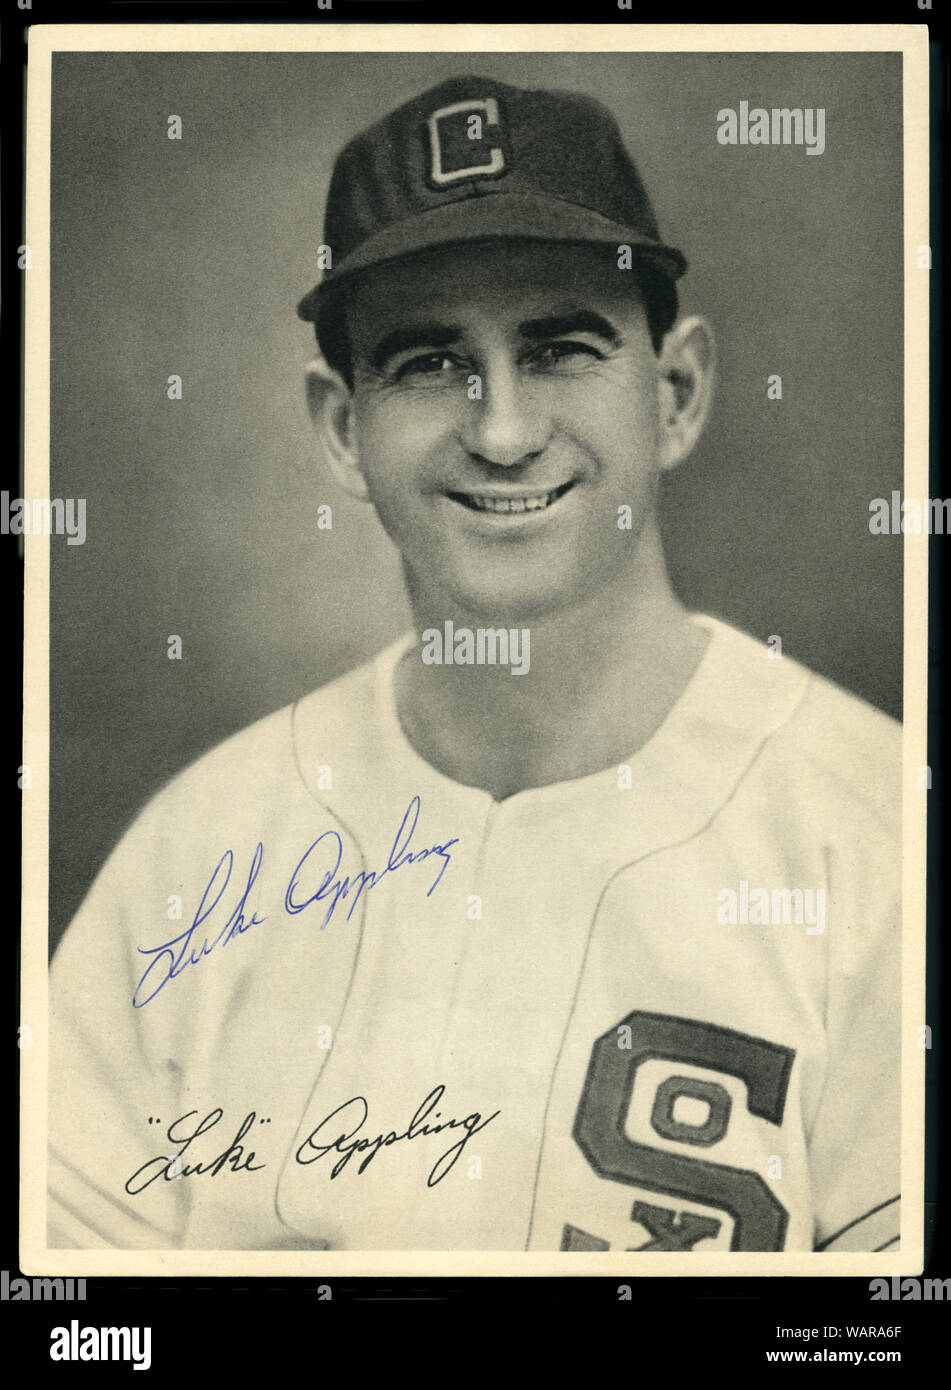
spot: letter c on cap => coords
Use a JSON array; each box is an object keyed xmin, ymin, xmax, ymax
[{"xmin": 428, "ymin": 98, "xmax": 505, "ymax": 186}]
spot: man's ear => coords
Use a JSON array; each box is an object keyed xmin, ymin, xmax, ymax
[
  {"xmin": 655, "ymin": 316, "xmax": 716, "ymax": 471},
  {"xmin": 305, "ymin": 357, "xmax": 370, "ymax": 502}
]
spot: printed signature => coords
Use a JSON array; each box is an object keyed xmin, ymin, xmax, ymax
[
  {"xmin": 123, "ymin": 1085, "xmax": 498, "ymax": 1196},
  {"xmin": 124, "ymin": 1109, "xmax": 265, "ymax": 1195},
  {"xmin": 295, "ymin": 1084, "xmax": 500, "ymax": 1187}
]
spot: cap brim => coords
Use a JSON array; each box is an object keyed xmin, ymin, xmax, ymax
[{"xmin": 297, "ymin": 190, "xmax": 686, "ymax": 321}]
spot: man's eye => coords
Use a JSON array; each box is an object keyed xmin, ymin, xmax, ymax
[
  {"xmin": 528, "ymin": 341, "xmax": 602, "ymax": 370},
  {"xmin": 392, "ymin": 353, "xmax": 460, "ymax": 382}
]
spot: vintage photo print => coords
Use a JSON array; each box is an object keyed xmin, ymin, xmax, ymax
[{"xmin": 20, "ymin": 23, "xmax": 929, "ymax": 1277}]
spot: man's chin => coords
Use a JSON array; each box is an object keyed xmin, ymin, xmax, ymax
[
  {"xmin": 401, "ymin": 547, "xmax": 621, "ymax": 629},
  {"xmin": 435, "ymin": 575, "xmax": 597, "ymax": 629}
]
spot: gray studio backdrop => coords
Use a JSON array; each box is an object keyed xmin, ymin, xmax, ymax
[{"xmin": 48, "ymin": 50, "xmax": 904, "ymax": 955}]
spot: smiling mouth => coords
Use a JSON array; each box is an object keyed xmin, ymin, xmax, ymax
[{"xmin": 447, "ymin": 481, "xmax": 575, "ymax": 515}]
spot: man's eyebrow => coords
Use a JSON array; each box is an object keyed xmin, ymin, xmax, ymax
[
  {"xmin": 518, "ymin": 311, "xmax": 622, "ymax": 345},
  {"xmin": 369, "ymin": 323, "xmax": 462, "ymax": 372}
]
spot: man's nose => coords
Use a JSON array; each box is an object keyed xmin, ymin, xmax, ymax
[{"xmin": 460, "ymin": 363, "xmax": 551, "ymax": 468}]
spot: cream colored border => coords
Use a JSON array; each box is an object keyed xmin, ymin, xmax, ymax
[{"xmin": 21, "ymin": 23, "xmax": 930, "ymax": 1280}]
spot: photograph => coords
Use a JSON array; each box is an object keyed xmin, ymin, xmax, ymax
[{"xmin": 19, "ymin": 24, "xmax": 928, "ymax": 1274}]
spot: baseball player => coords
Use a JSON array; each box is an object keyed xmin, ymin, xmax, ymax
[{"xmin": 48, "ymin": 75, "xmax": 900, "ymax": 1254}]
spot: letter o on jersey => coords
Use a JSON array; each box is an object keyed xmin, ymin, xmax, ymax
[{"xmin": 650, "ymin": 1075, "xmax": 732, "ymax": 1147}]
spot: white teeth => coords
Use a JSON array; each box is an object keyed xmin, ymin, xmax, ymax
[{"xmin": 467, "ymin": 491, "xmax": 558, "ymax": 514}]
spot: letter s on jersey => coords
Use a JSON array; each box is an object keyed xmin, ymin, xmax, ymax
[{"xmin": 570, "ymin": 1011, "xmax": 795, "ymax": 1251}]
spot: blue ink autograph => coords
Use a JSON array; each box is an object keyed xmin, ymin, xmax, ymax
[
  {"xmin": 132, "ymin": 796, "xmax": 458, "ymax": 1009},
  {"xmin": 285, "ymin": 794, "xmax": 457, "ymax": 930}
]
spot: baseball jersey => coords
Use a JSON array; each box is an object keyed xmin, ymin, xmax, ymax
[{"xmin": 47, "ymin": 613, "xmax": 901, "ymax": 1254}]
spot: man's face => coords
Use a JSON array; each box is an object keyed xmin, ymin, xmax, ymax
[{"xmin": 344, "ymin": 240, "xmax": 665, "ymax": 623}]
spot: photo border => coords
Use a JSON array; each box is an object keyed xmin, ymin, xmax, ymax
[{"xmin": 20, "ymin": 20, "xmax": 930, "ymax": 1278}]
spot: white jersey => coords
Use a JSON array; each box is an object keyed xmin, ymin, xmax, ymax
[{"xmin": 48, "ymin": 614, "xmax": 901, "ymax": 1254}]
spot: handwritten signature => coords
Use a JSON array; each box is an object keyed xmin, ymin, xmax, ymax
[
  {"xmin": 296, "ymin": 1083, "xmax": 500, "ymax": 1187},
  {"xmin": 132, "ymin": 796, "xmax": 458, "ymax": 1008}
]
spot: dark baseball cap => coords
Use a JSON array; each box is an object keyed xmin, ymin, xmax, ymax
[{"xmin": 297, "ymin": 74, "xmax": 687, "ymax": 321}]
